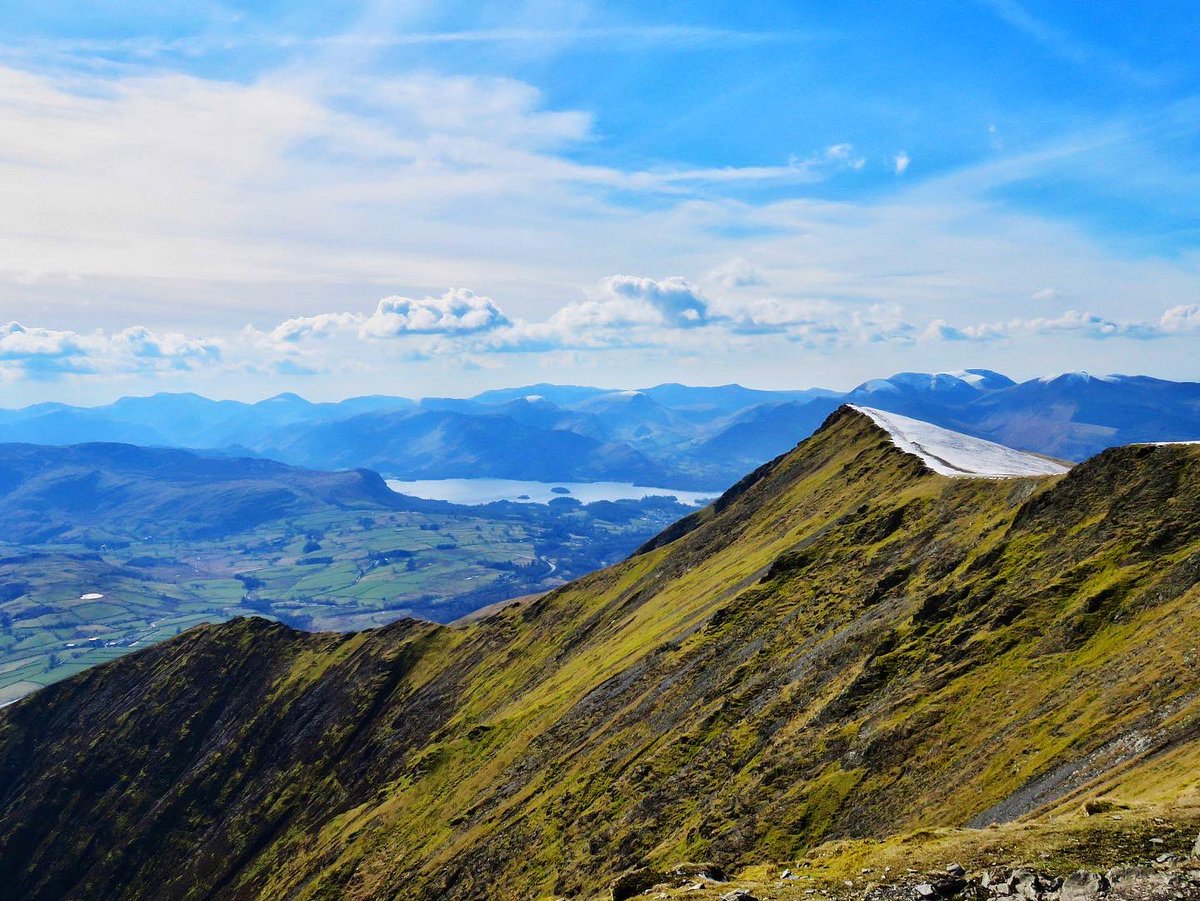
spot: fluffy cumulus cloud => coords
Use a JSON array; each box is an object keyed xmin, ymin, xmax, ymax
[
  {"xmin": 481, "ymin": 275, "xmax": 709, "ymax": 352},
  {"xmin": 361, "ymin": 289, "xmax": 510, "ymax": 337},
  {"xmin": 248, "ymin": 290, "xmax": 510, "ymax": 358},
  {"xmin": 601, "ymin": 275, "xmax": 710, "ymax": 327},
  {"xmin": 6, "ymin": 284, "xmax": 1199, "ymax": 388},
  {"xmin": 267, "ymin": 312, "xmax": 362, "ymax": 344},
  {"xmin": 724, "ymin": 298, "xmax": 838, "ymax": 334},
  {"xmin": 0, "ymin": 322, "xmax": 84, "ymax": 362},
  {"xmin": 1160, "ymin": 304, "xmax": 1200, "ymax": 333},
  {"xmin": 0, "ymin": 321, "xmax": 218, "ymax": 379}
]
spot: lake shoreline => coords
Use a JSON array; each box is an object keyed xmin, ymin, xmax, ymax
[{"xmin": 385, "ymin": 477, "xmax": 718, "ymax": 507}]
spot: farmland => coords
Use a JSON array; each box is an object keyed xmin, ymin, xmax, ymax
[{"xmin": 0, "ymin": 460, "xmax": 692, "ymax": 705}]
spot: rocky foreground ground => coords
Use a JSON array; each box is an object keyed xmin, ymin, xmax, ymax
[
  {"xmin": 613, "ymin": 858, "xmax": 1200, "ymax": 901},
  {"xmin": 606, "ymin": 806, "xmax": 1200, "ymax": 901}
]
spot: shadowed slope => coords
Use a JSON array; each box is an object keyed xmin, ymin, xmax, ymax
[{"xmin": 1, "ymin": 407, "xmax": 1199, "ymax": 899}]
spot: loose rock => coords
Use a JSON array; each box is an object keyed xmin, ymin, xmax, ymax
[{"xmin": 1059, "ymin": 870, "xmax": 1109, "ymax": 901}]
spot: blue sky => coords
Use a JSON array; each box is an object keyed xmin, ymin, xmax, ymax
[{"xmin": 0, "ymin": 0, "xmax": 1198, "ymax": 404}]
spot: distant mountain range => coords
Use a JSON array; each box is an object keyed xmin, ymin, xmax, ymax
[{"xmin": 2, "ymin": 370, "xmax": 1198, "ymax": 489}]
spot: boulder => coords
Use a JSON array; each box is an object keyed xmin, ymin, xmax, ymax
[
  {"xmin": 1194, "ymin": 832, "xmax": 1200, "ymax": 857},
  {"xmin": 610, "ymin": 862, "xmax": 728, "ymax": 899},
  {"xmin": 1059, "ymin": 870, "xmax": 1109, "ymax": 901},
  {"xmin": 719, "ymin": 891, "xmax": 758, "ymax": 901},
  {"xmin": 1105, "ymin": 866, "xmax": 1148, "ymax": 884},
  {"xmin": 914, "ymin": 879, "xmax": 967, "ymax": 899},
  {"xmin": 981, "ymin": 868, "xmax": 1009, "ymax": 888},
  {"xmin": 947, "ymin": 863, "xmax": 967, "ymax": 878},
  {"xmin": 1007, "ymin": 869, "xmax": 1042, "ymax": 900}
]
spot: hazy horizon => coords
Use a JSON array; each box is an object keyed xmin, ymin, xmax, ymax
[{"xmin": 4, "ymin": 367, "xmax": 1196, "ymax": 410}]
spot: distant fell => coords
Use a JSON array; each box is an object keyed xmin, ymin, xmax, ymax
[
  {"xmin": 3, "ymin": 372, "xmax": 1196, "ymax": 490},
  {"xmin": 0, "ymin": 441, "xmax": 429, "ymax": 543}
]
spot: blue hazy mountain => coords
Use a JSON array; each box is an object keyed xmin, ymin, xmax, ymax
[{"xmin": 1, "ymin": 371, "xmax": 1198, "ymax": 489}]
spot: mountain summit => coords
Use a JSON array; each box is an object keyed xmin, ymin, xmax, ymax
[
  {"xmin": 850, "ymin": 405, "xmax": 1070, "ymax": 477},
  {"xmin": 1, "ymin": 407, "xmax": 1198, "ymax": 899}
]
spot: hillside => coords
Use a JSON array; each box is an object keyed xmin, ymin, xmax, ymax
[
  {"xmin": 0, "ymin": 441, "xmax": 420, "ymax": 543},
  {"xmin": 2, "ymin": 406, "xmax": 1200, "ymax": 899}
]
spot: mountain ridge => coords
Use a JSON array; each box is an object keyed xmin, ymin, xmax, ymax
[{"xmin": 2, "ymin": 406, "xmax": 1199, "ymax": 898}]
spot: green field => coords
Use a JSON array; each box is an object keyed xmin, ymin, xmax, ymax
[{"xmin": 0, "ymin": 498, "xmax": 690, "ymax": 704}]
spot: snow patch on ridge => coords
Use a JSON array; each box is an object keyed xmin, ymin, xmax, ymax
[{"xmin": 850, "ymin": 405, "xmax": 1071, "ymax": 478}]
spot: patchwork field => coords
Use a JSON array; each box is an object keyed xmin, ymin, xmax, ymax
[{"xmin": 0, "ymin": 496, "xmax": 690, "ymax": 704}]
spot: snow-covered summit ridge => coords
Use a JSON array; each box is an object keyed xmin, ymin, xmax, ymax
[{"xmin": 850, "ymin": 405, "xmax": 1071, "ymax": 478}]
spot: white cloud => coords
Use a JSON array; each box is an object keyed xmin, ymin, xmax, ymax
[
  {"xmin": 894, "ymin": 152, "xmax": 911, "ymax": 175},
  {"xmin": 0, "ymin": 321, "xmax": 219, "ymax": 378},
  {"xmin": 602, "ymin": 275, "xmax": 710, "ymax": 327},
  {"xmin": 266, "ymin": 312, "xmax": 361, "ymax": 344},
  {"xmin": 1159, "ymin": 304, "xmax": 1200, "ymax": 333},
  {"xmin": 923, "ymin": 306, "xmax": 1200, "ymax": 343},
  {"xmin": 825, "ymin": 142, "xmax": 867, "ymax": 170},
  {"xmin": 8, "ymin": 288, "xmax": 1200, "ymax": 391},
  {"xmin": 0, "ymin": 49, "xmax": 1198, "ymax": 399},
  {"xmin": 0, "ymin": 322, "xmax": 84, "ymax": 361},
  {"xmin": 360, "ymin": 289, "xmax": 510, "ymax": 337},
  {"xmin": 708, "ymin": 257, "xmax": 765, "ymax": 288}
]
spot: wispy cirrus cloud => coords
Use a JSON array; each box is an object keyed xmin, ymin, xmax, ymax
[{"xmin": 974, "ymin": 0, "xmax": 1160, "ymax": 87}]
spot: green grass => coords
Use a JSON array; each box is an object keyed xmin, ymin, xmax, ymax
[
  {"xmin": 0, "ymin": 501, "xmax": 691, "ymax": 702},
  {"xmin": 7, "ymin": 411, "xmax": 1200, "ymax": 900}
]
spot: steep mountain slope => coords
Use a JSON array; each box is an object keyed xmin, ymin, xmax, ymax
[{"xmin": 2, "ymin": 407, "xmax": 1200, "ymax": 900}]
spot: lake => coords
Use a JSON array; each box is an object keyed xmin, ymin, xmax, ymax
[{"xmin": 385, "ymin": 477, "xmax": 717, "ymax": 507}]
